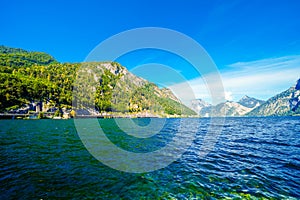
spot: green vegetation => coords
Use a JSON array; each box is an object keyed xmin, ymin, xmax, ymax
[
  {"xmin": 95, "ymin": 69, "xmax": 122, "ymax": 112},
  {"xmin": 0, "ymin": 62, "xmax": 78, "ymax": 111},
  {"xmin": 37, "ymin": 112, "xmax": 46, "ymax": 119},
  {"xmin": 0, "ymin": 46, "xmax": 196, "ymax": 116},
  {"xmin": 0, "ymin": 45, "xmax": 58, "ymax": 67}
]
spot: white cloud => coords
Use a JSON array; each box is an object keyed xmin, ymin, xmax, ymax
[
  {"xmin": 225, "ymin": 91, "xmax": 233, "ymax": 101},
  {"xmin": 169, "ymin": 55, "xmax": 300, "ymax": 104}
]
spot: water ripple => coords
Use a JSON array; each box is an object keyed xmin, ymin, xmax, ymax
[{"xmin": 0, "ymin": 117, "xmax": 300, "ymax": 199}]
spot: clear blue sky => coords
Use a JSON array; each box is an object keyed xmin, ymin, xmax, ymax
[{"xmin": 1, "ymin": 0, "xmax": 300, "ymax": 100}]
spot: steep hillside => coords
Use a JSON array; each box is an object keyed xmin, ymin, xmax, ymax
[
  {"xmin": 247, "ymin": 87, "xmax": 300, "ymax": 116},
  {"xmin": 0, "ymin": 46, "xmax": 196, "ymax": 116},
  {"xmin": 74, "ymin": 62, "xmax": 195, "ymax": 116}
]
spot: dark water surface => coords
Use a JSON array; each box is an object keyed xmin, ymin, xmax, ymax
[{"xmin": 1, "ymin": 117, "xmax": 299, "ymax": 199}]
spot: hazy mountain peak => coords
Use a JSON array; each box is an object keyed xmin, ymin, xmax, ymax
[
  {"xmin": 240, "ymin": 95, "xmax": 250, "ymax": 100},
  {"xmin": 190, "ymin": 99, "xmax": 211, "ymax": 113},
  {"xmin": 238, "ymin": 95, "xmax": 265, "ymax": 109},
  {"xmin": 190, "ymin": 95, "xmax": 265, "ymax": 117}
]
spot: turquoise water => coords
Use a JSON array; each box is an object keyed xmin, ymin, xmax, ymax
[{"xmin": 1, "ymin": 117, "xmax": 299, "ymax": 199}]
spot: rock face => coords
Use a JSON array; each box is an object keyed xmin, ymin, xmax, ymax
[
  {"xmin": 247, "ymin": 87, "xmax": 300, "ymax": 116},
  {"xmin": 289, "ymin": 79, "xmax": 300, "ymax": 112},
  {"xmin": 296, "ymin": 79, "xmax": 300, "ymax": 90},
  {"xmin": 238, "ymin": 95, "xmax": 265, "ymax": 109}
]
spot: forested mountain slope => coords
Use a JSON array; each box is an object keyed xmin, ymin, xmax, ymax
[{"xmin": 0, "ymin": 46, "xmax": 196, "ymax": 116}]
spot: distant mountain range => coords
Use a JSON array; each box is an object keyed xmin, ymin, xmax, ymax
[
  {"xmin": 191, "ymin": 83, "xmax": 300, "ymax": 117},
  {"xmin": 191, "ymin": 96, "xmax": 264, "ymax": 117}
]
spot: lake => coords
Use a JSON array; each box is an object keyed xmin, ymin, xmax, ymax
[{"xmin": 1, "ymin": 117, "xmax": 299, "ymax": 199}]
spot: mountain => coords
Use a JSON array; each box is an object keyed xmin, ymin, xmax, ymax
[
  {"xmin": 191, "ymin": 96, "xmax": 264, "ymax": 117},
  {"xmin": 197, "ymin": 101, "xmax": 252, "ymax": 117},
  {"xmin": 289, "ymin": 79, "xmax": 300, "ymax": 112},
  {"xmin": 192, "ymin": 85, "xmax": 300, "ymax": 117},
  {"xmin": 247, "ymin": 86, "xmax": 300, "ymax": 116},
  {"xmin": 210, "ymin": 101, "xmax": 252, "ymax": 117},
  {"xmin": 191, "ymin": 99, "xmax": 211, "ymax": 114},
  {"xmin": 238, "ymin": 95, "xmax": 265, "ymax": 108},
  {"xmin": 0, "ymin": 45, "xmax": 58, "ymax": 67},
  {"xmin": 0, "ymin": 46, "xmax": 196, "ymax": 117}
]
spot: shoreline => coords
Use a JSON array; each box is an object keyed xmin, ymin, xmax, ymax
[
  {"xmin": 0, "ymin": 112, "xmax": 199, "ymax": 120},
  {"xmin": 1, "ymin": 113, "xmax": 299, "ymax": 120}
]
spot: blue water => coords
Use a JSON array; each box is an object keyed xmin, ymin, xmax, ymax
[{"xmin": 1, "ymin": 117, "xmax": 299, "ymax": 199}]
